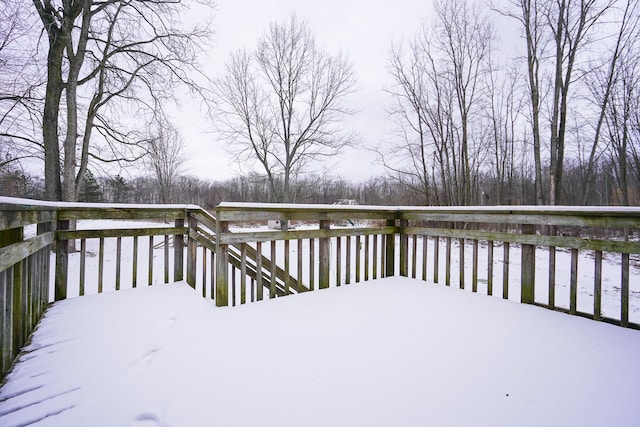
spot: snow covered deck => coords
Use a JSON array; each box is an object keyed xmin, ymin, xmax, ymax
[{"xmin": 1, "ymin": 277, "xmax": 639, "ymax": 427}]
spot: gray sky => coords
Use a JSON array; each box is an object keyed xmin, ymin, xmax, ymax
[{"xmin": 176, "ymin": 0, "xmax": 441, "ymax": 182}]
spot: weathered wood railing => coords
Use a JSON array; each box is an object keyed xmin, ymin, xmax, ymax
[
  {"xmin": 0, "ymin": 198, "xmax": 204, "ymax": 379},
  {"xmin": 0, "ymin": 197, "xmax": 304, "ymax": 378},
  {"xmin": 215, "ymin": 203, "xmax": 640, "ymax": 330},
  {"xmin": 215, "ymin": 203, "xmax": 398, "ymax": 305},
  {"xmin": 2, "ymin": 197, "xmax": 640, "ymax": 380}
]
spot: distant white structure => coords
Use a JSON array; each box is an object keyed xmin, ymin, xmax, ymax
[
  {"xmin": 333, "ymin": 199, "xmax": 358, "ymax": 206},
  {"xmin": 268, "ymin": 219, "xmax": 289, "ymax": 229}
]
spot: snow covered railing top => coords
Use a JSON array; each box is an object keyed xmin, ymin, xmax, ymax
[{"xmin": 217, "ymin": 201, "xmax": 640, "ymax": 226}]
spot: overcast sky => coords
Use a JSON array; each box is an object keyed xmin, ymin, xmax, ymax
[{"xmin": 176, "ymin": 0, "xmax": 443, "ymax": 183}]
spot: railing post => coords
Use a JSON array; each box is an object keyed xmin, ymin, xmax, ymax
[
  {"xmin": 55, "ymin": 220, "xmax": 68, "ymax": 301},
  {"xmin": 521, "ymin": 224, "xmax": 536, "ymax": 304},
  {"xmin": 385, "ymin": 219, "xmax": 395, "ymax": 277},
  {"xmin": 186, "ymin": 213, "xmax": 197, "ymax": 289},
  {"xmin": 174, "ymin": 218, "xmax": 185, "ymax": 282},
  {"xmin": 319, "ymin": 220, "xmax": 330, "ymax": 289},
  {"xmin": 1, "ymin": 227, "xmax": 23, "ymax": 360},
  {"xmin": 37, "ymin": 222, "xmax": 52, "ymax": 307},
  {"xmin": 399, "ymin": 219, "xmax": 408, "ymax": 277},
  {"xmin": 215, "ymin": 217, "xmax": 229, "ymax": 306}
]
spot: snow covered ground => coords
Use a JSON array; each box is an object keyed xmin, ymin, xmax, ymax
[{"xmin": 0, "ymin": 278, "xmax": 639, "ymax": 426}]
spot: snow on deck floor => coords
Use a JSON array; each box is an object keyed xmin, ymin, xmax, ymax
[{"xmin": 1, "ymin": 278, "xmax": 639, "ymax": 427}]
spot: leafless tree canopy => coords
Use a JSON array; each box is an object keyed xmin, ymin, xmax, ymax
[
  {"xmin": 214, "ymin": 15, "xmax": 356, "ymax": 203},
  {"xmin": 24, "ymin": 0, "xmax": 213, "ymax": 201},
  {"xmin": 145, "ymin": 120, "xmax": 186, "ymax": 204},
  {"xmin": 0, "ymin": 2, "xmax": 43, "ymax": 167},
  {"xmin": 384, "ymin": 0, "xmax": 496, "ymax": 206},
  {"xmin": 383, "ymin": 0, "xmax": 640, "ymax": 206}
]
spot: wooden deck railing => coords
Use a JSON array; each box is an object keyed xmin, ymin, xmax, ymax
[
  {"xmin": 2, "ymin": 197, "xmax": 640, "ymax": 379},
  {"xmin": 215, "ymin": 203, "xmax": 640, "ymax": 330}
]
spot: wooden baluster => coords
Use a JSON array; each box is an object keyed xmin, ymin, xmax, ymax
[
  {"xmin": 187, "ymin": 215, "xmax": 197, "ymax": 289},
  {"xmin": 422, "ymin": 236, "xmax": 428, "ymax": 282},
  {"xmin": 411, "ymin": 235, "xmax": 417, "ymax": 279},
  {"xmin": 241, "ymin": 243, "xmax": 247, "ymax": 304},
  {"xmin": 148, "ymin": 235, "xmax": 154, "ymax": 286},
  {"xmin": 345, "ymin": 236, "xmax": 352, "ymax": 284},
  {"xmin": 210, "ymin": 250, "xmax": 215, "ymax": 300},
  {"xmin": 399, "ymin": 220, "xmax": 408, "ymax": 277},
  {"xmin": 355, "ymin": 235, "xmax": 361, "ymax": 283},
  {"xmin": 116, "ymin": 237, "xmax": 122, "ymax": 290},
  {"xmin": 487, "ymin": 240, "xmax": 494, "ymax": 296},
  {"xmin": 319, "ymin": 221, "xmax": 330, "ymax": 289},
  {"xmin": 270, "ymin": 240, "xmax": 277, "ymax": 297},
  {"xmin": 132, "ymin": 236, "xmax": 138, "ymax": 288},
  {"xmin": 459, "ymin": 238, "xmax": 465, "ymax": 289},
  {"xmin": 336, "ymin": 236, "xmax": 341, "ymax": 286},
  {"xmin": 232, "ymin": 265, "xmax": 236, "ymax": 306},
  {"xmin": 433, "ymin": 236, "xmax": 439, "ymax": 284},
  {"xmin": 372, "ymin": 234, "xmax": 378, "ymax": 280},
  {"xmin": 385, "ymin": 219, "xmax": 396, "ymax": 277},
  {"xmin": 98, "ymin": 237, "xmax": 104, "ymax": 293},
  {"xmin": 298, "ymin": 239, "xmax": 303, "ymax": 290},
  {"xmin": 570, "ymin": 249, "xmax": 578, "ymax": 314},
  {"xmin": 309, "ymin": 239, "xmax": 315, "ymax": 290},
  {"xmin": 521, "ymin": 224, "xmax": 536, "ymax": 304},
  {"xmin": 283, "ymin": 239, "xmax": 290, "ymax": 294},
  {"xmin": 55, "ymin": 220, "xmax": 68, "ymax": 301},
  {"xmin": 202, "ymin": 246, "xmax": 207, "ymax": 298},
  {"xmin": 472, "ymin": 239, "xmax": 478, "ymax": 293},
  {"xmin": 364, "ymin": 235, "xmax": 370, "ymax": 282},
  {"xmin": 502, "ymin": 242, "xmax": 510, "ymax": 300},
  {"xmin": 257, "ymin": 241, "xmax": 263, "ymax": 300},
  {"xmin": 622, "ymin": 253, "xmax": 630, "ymax": 327},
  {"xmin": 548, "ymin": 246, "xmax": 556, "ymax": 308},
  {"xmin": 164, "ymin": 235, "xmax": 169, "ymax": 284},
  {"xmin": 594, "ymin": 250, "xmax": 602, "ymax": 320},
  {"xmin": 174, "ymin": 218, "xmax": 185, "ymax": 282},
  {"xmin": 445, "ymin": 237, "xmax": 451, "ymax": 287},
  {"xmin": 215, "ymin": 219, "xmax": 229, "ymax": 306},
  {"xmin": 79, "ymin": 238, "xmax": 86, "ymax": 296}
]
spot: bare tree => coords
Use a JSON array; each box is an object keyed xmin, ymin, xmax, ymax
[
  {"xmin": 0, "ymin": 2, "xmax": 43, "ymax": 168},
  {"xmin": 31, "ymin": 0, "xmax": 213, "ymax": 202},
  {"xmin": 499, "ymin": 0, "xmax": 615, "ymax": 204},
  {"xmin": 435, "ymin": 0, "xmax": 495, "ymax": 205},
  {"xmin": 383, "ymin": 0, "xmax": 494, "ymax": 206},
  {"xmin": 146, "ymin": 121, "xmax": 186, "ymax": 204},
  {"xmin": 604, "ymin": 53, "xmax": 640, "ymax": 205},
  {"xmin": 496, "ymin": 0, "xmax": 547, "ymax": 204},
  {"xmin": 581, "ymin": 0, "xmax": 640, "ymax": 204},
  {"xmin": 383, "ymin": 42, "xmax": 440, "ymax": 205},
  {"xmin": 214, "ymin": 15, "xmax": 356, "ymax": 204},
  {"xmin": 485, "ymin": 62, "xmax": 528, "ymax": 205}
]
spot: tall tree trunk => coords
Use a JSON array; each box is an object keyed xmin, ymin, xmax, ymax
[
  {"xmin": 63, "ymin": 1, "xmax": 91, "ymax": 203},
  {"xmin": 42, "ymin": 41, "xmax": 64, "ymax": 201}
]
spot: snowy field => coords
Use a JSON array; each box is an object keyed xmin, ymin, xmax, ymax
[{"xmin": 0, "ymin": 278, "xmax": 639, "ymax": 426}]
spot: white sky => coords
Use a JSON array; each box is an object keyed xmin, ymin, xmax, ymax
[{"xmin": 175, "ymin": 0, "xmax": 443, "ymax": 183}]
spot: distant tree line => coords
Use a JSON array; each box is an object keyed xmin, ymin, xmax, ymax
[{"xmin": 1, "ymin": 162, "xmax": 636, "ymax": 208}]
